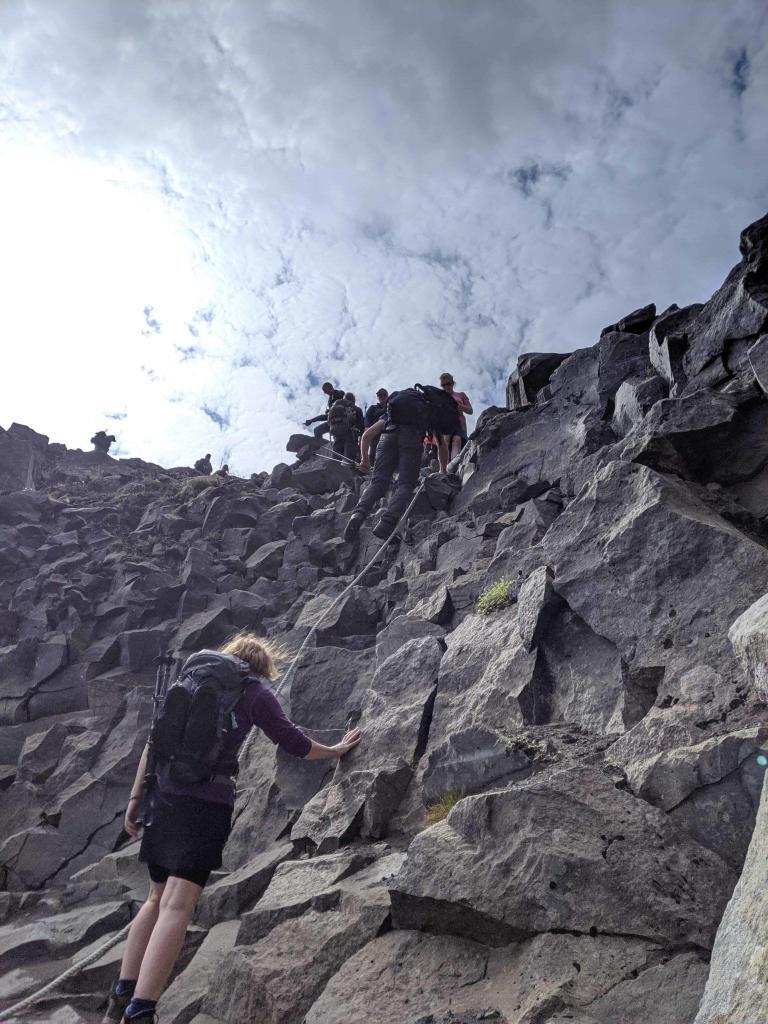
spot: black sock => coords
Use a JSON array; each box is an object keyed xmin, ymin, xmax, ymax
[
  {"xmin": 124, "ymin": 997, "xmax": 157, "ymax": 1019},
  {"xmin": 115, "ymin": 978, "xmax": 136, "ymax": 998}
]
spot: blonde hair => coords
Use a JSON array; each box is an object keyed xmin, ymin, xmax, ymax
[{"xmin": 218, "ymin": 632, "xmax": 283, "ymax": 680}]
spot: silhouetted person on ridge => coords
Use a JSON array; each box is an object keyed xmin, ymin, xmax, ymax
[
  {"xmin": 194, "ymin": 454, "xmax": 213, "ymax": 475},
  {"xmin": 91, "ymin": 430, "xmax": 116, "ymax": 454},
  {"xmin": 304, "ymin": 381, "xmax": 345, "ymax": 440}
]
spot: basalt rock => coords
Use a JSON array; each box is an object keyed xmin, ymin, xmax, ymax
[{"xmin": 3, "ymin": 214, "xmax": 768, "ymax": 1023}]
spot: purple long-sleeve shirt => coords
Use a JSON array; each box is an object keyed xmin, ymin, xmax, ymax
[{"xmin": 157, "ymin": 677, "xmax": 312, "ymax": 806}]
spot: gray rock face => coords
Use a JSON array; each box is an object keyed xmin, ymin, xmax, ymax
[
  {"xmin": 392, "ymin": 764, "xmax": 735, "ymax": 948},
  {"xmin": 2, "ymin": 213, "xmax": 768, "ymax": 1022},
  {"xmin": 516, "ymin": 565, "xmax": 557, "ymax": 651},
  {"xmin": 612, "ymin": 375, "xmax": 667, "ymax": 435},
  {"xmin": 206, "ymin": 898, "xmax": 389, "ymax": 1024},
  {"xmin": 305, "ymin": 929, "xmax": 707, "ymax": 1024},
  {"xmin": 694, "ymin": 772, "xmax": 768, "ymax": 1023},
  {"xmin": 506, "ymin": 352, "xmax": 569, "ymax": 410},
  {"xmin": 729, "ymin": 592, "xmax": 768, "ymax": 702}
]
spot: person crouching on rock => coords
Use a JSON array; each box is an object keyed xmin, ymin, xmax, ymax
[{"xmin": 101, "ymin": 633, "xmax": 361, "ymax": 1024}]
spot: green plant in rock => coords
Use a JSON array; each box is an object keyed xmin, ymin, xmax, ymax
[
  {"xmin": 493, "ymin": 727, "xmax": 548, "ymax": 760},
  {"xmin": 178, "ymin": 475, "xmax": 218, "ymax": 499},
  {"xmin": 477, "ymin": 577, "xmax": 515, "ymax": 615},
  {"xmin": 426, "ymin": 789, "xmax": 466, "ymax": 826}
]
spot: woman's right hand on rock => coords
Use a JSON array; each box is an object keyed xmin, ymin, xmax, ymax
[{"xmin": 333, "ymin": 728, "xmax": 362, "ymax": 756}]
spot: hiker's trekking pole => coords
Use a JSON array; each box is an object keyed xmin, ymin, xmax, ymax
[{"xmin": 141, "ymin": 652, "xmax": 175, "ymax": 827}]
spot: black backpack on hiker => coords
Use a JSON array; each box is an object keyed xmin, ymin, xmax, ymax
[
  {"xmin": 388, "ymin": 384, "xmax": 462, "ymax": 436},
  {"xmin": 328, "ymin": 399, "xmax": 355, "ymax": 436},
  {"xmin": 149, "ymin": 650, "xmax": 250, "ymax": 785}
]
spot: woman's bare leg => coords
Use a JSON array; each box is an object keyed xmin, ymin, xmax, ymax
[
  {"xmin": 118, "ymin": 880, "xmax": 165, "ymax": 980},
  {"xmin": 450, "ymin": 435, "xmax": 463, "ymax": 460},
  {"xmin": 133, "ymin": 876, "xmax": 203, "ymax": 1000},
  {"xmin": 437, "ymin": 437, "xmax": 450, "ymax": 473}
]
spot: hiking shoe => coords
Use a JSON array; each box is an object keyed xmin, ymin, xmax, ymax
[
  {"xmin": 122, "ymin": 1008, "xmax": 158, "ymax": 1023},
  {"xmin": 343, "ymin": 512, "xmax": 365, "ymax": 543},
  {"xmin": 372, "ymin": 516, "xmax": 397, "ymax": 540},
  {"xmin": 101, "ymin": 984, "xmax": 131, "ymax": 1023}
]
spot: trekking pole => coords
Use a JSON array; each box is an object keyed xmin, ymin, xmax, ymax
[
  {"xmin": 318, "ymin": 445, "xmax": 359, "ymax": 466},
  {"xmin": 315, "ymin": 451, "xmax": 362, "ymax": 469},
  {"xmin": 141, "ymin": 652, "xmax": 174, "ymax": 827}
]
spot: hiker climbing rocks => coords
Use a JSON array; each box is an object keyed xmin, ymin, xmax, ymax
[
  {"xmin": 304, "ymin": 381, "xmax": 346, "ymax": 440},
  {"xmin": 344, "ymin": 383, "xmax": 461, "ymax": 541},
  {"xmin": 193, "ymin": 453, "xmax": 212, "ymax": 475},
  {"xmin": 438, "ymin": 372, "xmax": 473, "ymax": 468},
  {"xmin": 91, "ymin": 430, "xmax": 116, "ymax": 454},
  {"xmin": 101, "ymin": 634, "xmax": 361, "ymax": 1023},
  {"xmin": 344, "ymin": 392, "xmax": 366, "ymax": 436},
  {"xmin": 328, "ymin": 394, "xmax": 359, "ymax": 463},
  {"xmin": 364, "ymin": 388, "xmax": 389, "ymax": 465},
  {"xmin": 218, "ymin": 463, "xmax": 230, "ymax": 478}
]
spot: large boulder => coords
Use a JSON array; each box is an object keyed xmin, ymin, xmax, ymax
[
  {"xmin": 205, "ymin": 898, "xmax": 389, "ymax": 1024},
  {"xmin": 506, "ymin": 352, "xmax": 569, "ymax": 410},
  {"xmin": 306, "ymin": 929, "xmax": 708, "ymax": 1024},
  {"xmin": 291, "ymin": 636, "xmax": 443, "ymax": 850},
  {"xmin": 540, "ymin": 461, "xmax": 768, "ymax": 690},
  {"xmin": 729, "ymin": 591, "xmax": 768, "ymax": 701},
  {"xmin": 694, "ymin": 771, "xmax": 768, "ymax": 1023},
  {"xmin": 391, "ymin": 764, "xmax": 735, "ymax": 948},
  {"xmin": 0, "ymin": 900, "xmax": 129, "ymax": 969}
]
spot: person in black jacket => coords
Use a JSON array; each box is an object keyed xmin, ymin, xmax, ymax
[
  {"xmin": 91, "ymin": 430, "xmax": 116, "ymax": 454},
  {"xmin": 304, "ymin": 382, "xmax": 345, "ymax": 440},
  {"xmin": 343, "ymin": 389, "xmax": 424, "ymax": 541}
]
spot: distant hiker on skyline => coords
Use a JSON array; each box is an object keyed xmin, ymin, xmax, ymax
[
  {"xmin": 101, "ymin": 634, "xmax": 361, "ymax": 1024},
  {"xmin": 304, "ymin": 381, "xmax": 345, "ymax": 441},
  {"xmin": 218, "ymin": 463, "xmax": 230, "ymax": 478},
  {"xmin": 193, "ymin": 453, "xmax": 212, "ymax": 475},
  {"xmin": 91, "ymin": 430, "xmax": 116, "ymax": 454}
]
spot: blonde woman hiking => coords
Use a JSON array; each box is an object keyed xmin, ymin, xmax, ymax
[{"xmin": 101, "ymin": 633, "xmax": 361, "ymax": 1023}]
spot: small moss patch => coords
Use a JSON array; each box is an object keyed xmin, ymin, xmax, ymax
[
  {"xmin": 426, "ymin": 789, "xmax": 466, "ymax": 826},
  {"xmin": 477, "ymin": 578, "xmax": 515, "ymax": 615}
]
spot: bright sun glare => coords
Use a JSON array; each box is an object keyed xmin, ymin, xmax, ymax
[{"xmin": 0, "ymin": 144, "xmax": 209, "ymax": 449}]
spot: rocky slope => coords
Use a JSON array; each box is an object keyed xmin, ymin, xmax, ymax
[{"xmin": 1, "ymin": 213, "xmax": 768, "ymax": 1023}]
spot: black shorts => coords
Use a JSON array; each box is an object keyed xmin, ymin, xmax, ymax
[
  {"xmin": 147, "ymin": 861, "xmax": 210, "ymax": 888},
  {"xmin": 139, "ymin": 790, "xmax": 233, "ymax": 883}
]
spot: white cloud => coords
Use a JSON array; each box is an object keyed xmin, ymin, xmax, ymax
[{"xmin": 0, "ymin": 0, "xmax": 766, "ymax": 473}]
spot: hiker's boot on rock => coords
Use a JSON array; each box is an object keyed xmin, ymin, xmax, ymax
[
  {"xmin": 372, "ymin": 515, "xmax": 397, "ymax": 540},
  {"xmin": 101, "ymin": 983, "xmax": 132, "ymax": 1023},
  {"xmin": 122, "ymin": 997, "xmax": 158, "ymax": 1022},
  {"xmin": 343, "ymin": 512, "xmax": 365, "ymax": 543}
]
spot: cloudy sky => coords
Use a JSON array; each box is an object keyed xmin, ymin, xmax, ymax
[{"xmin": 1, "ymin": 0, "xmax": 767, "ymax": 474}]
